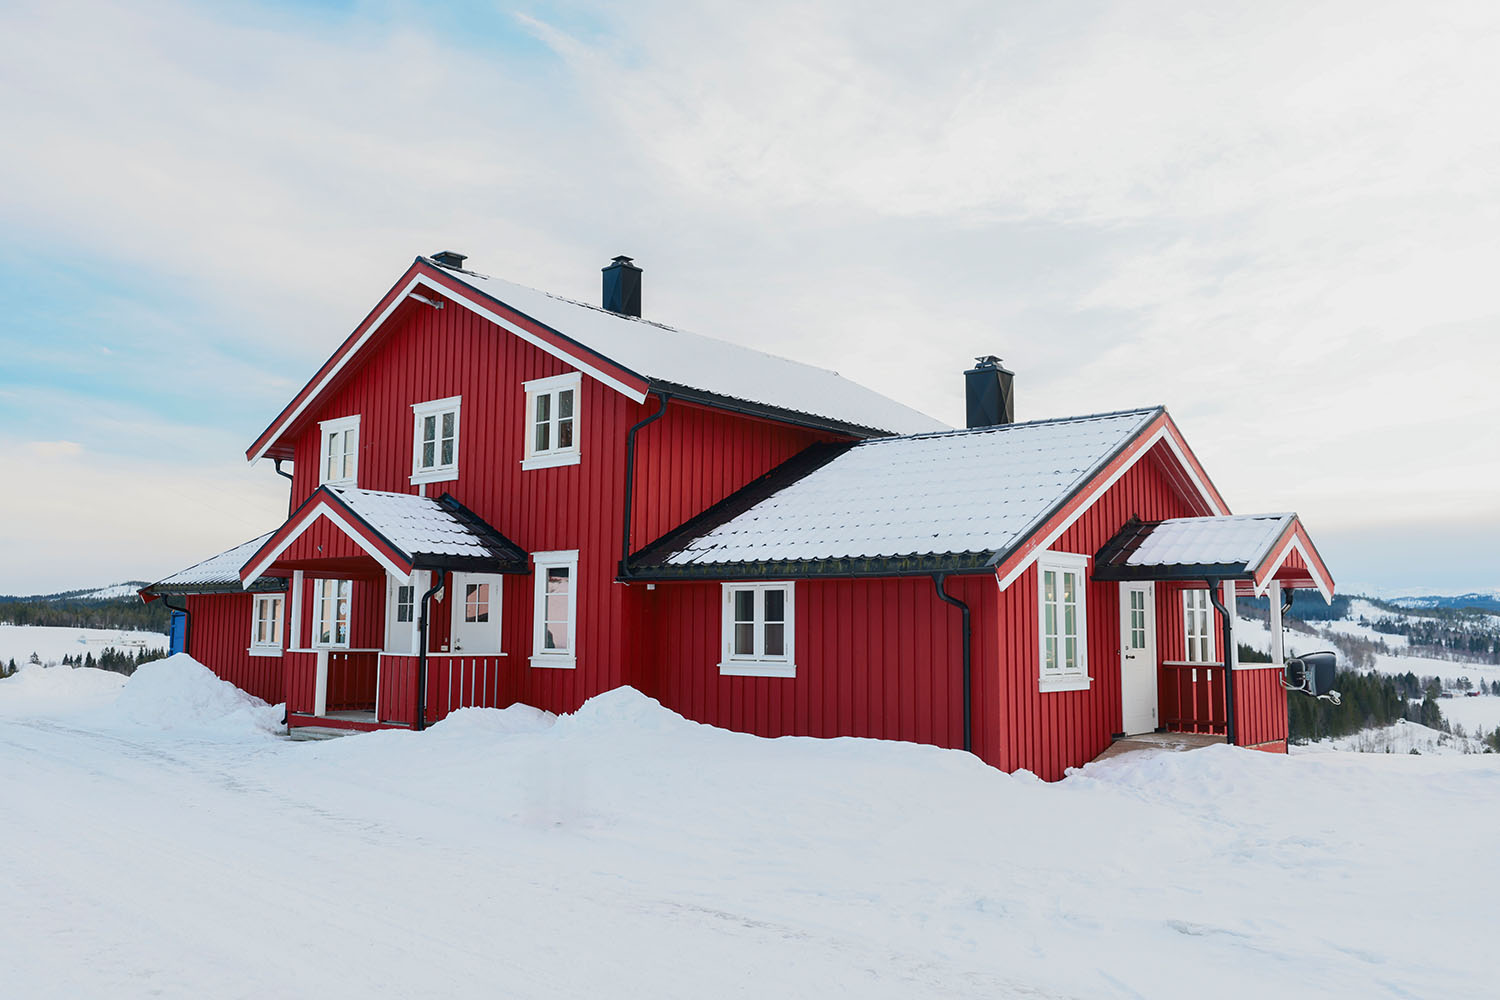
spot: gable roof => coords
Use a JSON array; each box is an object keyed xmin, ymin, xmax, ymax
[
  {"xmin": 241, "ymin": 486, "xmax": 528, "ymax": 585},
  {"xmin": 248, "ymin": 257, "xmax": 946, "ymax": 462},
  {"xmin": 139, "ymin": 533, "xmax": 286, "ymax": 601},
  {"xmin": 628, "ymin": 407, "xmax": 1189, "ymax": 579},
  {"xmin": 1094, "ymin": 513, "xmax": 1335, "ymax": 600}
]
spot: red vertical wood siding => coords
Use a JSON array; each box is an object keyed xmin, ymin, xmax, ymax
[
  {"xmin": 992, "ymin": 446, "xmax": 1218, "ymax": 780},
  {"xmin": 646, "ymin": 575, "xmax": 997, "ymax": 759},
  {"xmin": 1234, "ymin": 667, "xmax": 1289, "ymax": 750},
  {"xmin": 184, "ymin": 593, "xmax": 286, "ymax": 705},
  {"xmin": 279, "ymin": 296, "xmax": 846, "ymax": 719}
]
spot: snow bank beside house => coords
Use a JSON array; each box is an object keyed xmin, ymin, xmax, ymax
[
  {"xmin": 110, "ymin": 654, "xmax": 282, "ymax": 738},
  {"xmin": 0, "ymin": 662, "xmax": 128, "ymax": 714}
]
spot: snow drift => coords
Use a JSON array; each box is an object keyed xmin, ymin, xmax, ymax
[{"xmin": 110, "ymin": 653, "xmax": 282, "ymax": 737}]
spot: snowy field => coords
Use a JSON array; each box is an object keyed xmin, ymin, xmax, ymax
[
  {"xmin": 3, "ymin": 658, "xmax": 1497, "ymax": 999},
  {"xmin": 0, "ymin": 623, "xmax": 167, "ymax": 666}
]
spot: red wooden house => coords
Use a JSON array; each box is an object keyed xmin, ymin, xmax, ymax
[{"xmin": 140, "ymin": 252, "xmax": 1334, "ymax": 778}]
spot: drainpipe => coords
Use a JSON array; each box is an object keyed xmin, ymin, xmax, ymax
[
  {"xmin": 932, "ymin": 573, "xmax": 973, "ymax": 753},
  {"xmin": 1206, "ymin": 580, "xmax": 1238, "ymax": 747},
  {"xmin": 274, "ymin": 459, "xmax": 295, "ymax": 516},
  {"xmin": 415, "ymin": 570, "xmax": 447, "ymax": 732},
  {"xmin": 159, "ymin": 594, "xmax": 190, "ymax": 655},
  {"xmin": 619, "ymin": 391, "xmax": 671, "ymax": 577}
]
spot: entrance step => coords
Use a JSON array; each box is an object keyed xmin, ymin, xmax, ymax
[
  {"xmin": 1092, "ymin": 731, "xmax": 1226, "ymax": 764},
  {"xmin": 288, "ymin": 726, "xmax": 356, "ymax": 741}
]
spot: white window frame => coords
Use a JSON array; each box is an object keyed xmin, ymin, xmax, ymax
[
  {"xmin": 530, "ymin": 550, "xmax": 579, "ymax": 669},
  {"xmin": 521, "ymin": 372, "xmax": 582, "ymax": 470},
  {"xmin": 318, "ymin": 415, "xmax": 360, "ymax": 487},
  {"xmin": 1183, "ymin": 588, "xmax": 1216, "ymax": 664},
  {"xmin": 410, "ymin": 396, "xmax": 462, "ymax": 485},
  {"xmin": 249, "ymin": 594, "xmax": 285, "ymax": 656},
  {"xmin": 718, "ymin": 582, "xmax": 796, "ymax": 678},
  {"xmin": 311, "ymin": 578, "xmax": 352, "ymax": 649},
  {"xmin": 1037, "ymin": 551, "xmax": 1090, "ymax": 692}
]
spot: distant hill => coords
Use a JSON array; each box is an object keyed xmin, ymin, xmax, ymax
[
  {"xmin": 1387, "ymin": 592, "xmax": 1500, "ymax": 614},
  {"xmin": 0, "ymin": 584, "xmax": 168, "ymax": 634}
]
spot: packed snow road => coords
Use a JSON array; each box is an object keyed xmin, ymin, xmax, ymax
[{"xmin": 2, "ymin": 659, "xmax": 1496, "ymax": 999}]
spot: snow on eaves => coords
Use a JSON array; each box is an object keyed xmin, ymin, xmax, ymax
[
  {"xmin": 1119, "ymin": 513, "xmax": 1294, "ymax": 570},
  {"xmin": 659, "ymin": 408, "xmax": 1161, "ymax": 566},
  {"xmin": 429, "ymin": 261, "xmax": 948, "ymax": 437},
  {"xmin": 143, "ymin": 533, "xmax": 281, "ymax": 593},
  {"xmin": 326, "ymin": 487, "xmax": 522, "ymax": 564}
]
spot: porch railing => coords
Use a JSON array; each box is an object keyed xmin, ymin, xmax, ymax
[
  {"xmin": 325, "ymin": 650, "xmax": 379, "ymax": 713},
  {"xmin": 1160, "ymin": 661, "xmax": 1228, "ymax": 735}
]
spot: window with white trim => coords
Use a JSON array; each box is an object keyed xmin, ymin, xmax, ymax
[
  {"xmin": 719, "ymin": 582, "xmax": 795, "ymax": 677},
  {"xmin": 522, "ymin": 372, "xmax": 581, "ymax": 470},
  {"xmin": 1038, "ymin": 552, "xmax": 1090, "ymax": 691},
  {"xmin": 319, "ymin": 415, "xmax": 359, "ymax": 487},
  {"xmin": 312, "ymin": 578, "xmax": 351, "ymax": 648},
  {"xmin": 1184, "ymin": 589, "xmax": 1215, "ymax": 663},
  {"xmin": 250, "ymin": 594, "xmax": 284, "ymax": 655},
  {"xmin": 530, "ymin": 550, "xmax": 578, "ymax": 668},
  {"xmin": 411, "ymin": 396, "xmax": 461, "ymax": 484}
]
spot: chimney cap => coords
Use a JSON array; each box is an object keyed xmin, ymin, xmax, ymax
[
  {"xmin": 431, "ymin": 250, "xmax": 467, "ymax": 269},
  {"xmin": 604, "ymin": 255, "xmax": 641, "ymax": 271},
  {"xmin": 969, "ymin": 355, "xmax": 1012, "ymax": 372}
]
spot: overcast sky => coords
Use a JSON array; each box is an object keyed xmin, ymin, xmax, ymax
[{"xmin": 1, "ymin": 0, "xmax": 1497, "ymax": 597}]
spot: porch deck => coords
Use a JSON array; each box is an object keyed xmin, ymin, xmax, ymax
[{"xmin": 1091, "ymin": 731, "xmax": 1226, "ymax": 764}]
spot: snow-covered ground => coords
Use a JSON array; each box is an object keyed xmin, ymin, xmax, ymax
[
  {"xmin": 2, "ymin": 657, "xmax": 1497, "ymax": 999},
  {"xmin": 0, "ymin": 623, "xmax": 167, "ymax": 666},
  {"xmin": 1295, "ymin": 718, "xmax": 1485, "ymax": 755}
]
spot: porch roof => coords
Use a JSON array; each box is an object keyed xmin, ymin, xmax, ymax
[
  {"xmin": 1092, "ymin": 513, "xmax": 1334, "ymax": 601},
  {"xmin": 241, "ymin": 486, "xmax": 528, "ymax": 585},
  {"xmin": 139, "ymin": 532, "xmax": 287, "ymax": 601}
]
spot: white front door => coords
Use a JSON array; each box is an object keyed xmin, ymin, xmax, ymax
[
  {"xmin": 385, "ymin": 574, "xmax": 419, "ymax": 654},
  {"xmin": 451, "ymin": 573, "xmax": 503, "ymax": 654},
  {"xmin": 1119, "ymin": 582, "xmax": 1158, "ymax": 735}
]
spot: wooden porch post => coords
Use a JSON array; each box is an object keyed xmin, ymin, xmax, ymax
[{"xmin": 1268, "ymin": 580, "xmax": 1284, "ymax": 665}]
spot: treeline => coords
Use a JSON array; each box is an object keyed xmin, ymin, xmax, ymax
[
  {"xmin": 2, "ymin": 645, "xmax": 166, "ymax": 678},
  {"xmin": 1240, "ymin": 593, "xmax": 1352, "ymax": 622},
  {"xmin": 1288, "ymin": 669, "xmax": 1442, "ymax": 743},
  {"xmin": 1366, "ymin": 616, "xmax": 1500, "ymax": 664},
  {"xmin": 0, "ymin": 596, "xmax": 170, "ymax": 634}
]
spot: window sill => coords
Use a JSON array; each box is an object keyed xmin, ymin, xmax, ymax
[
  {"xmin": 247, "ymin": 646, "xmax": 283, "ymax": 658},
  {"xmin": 410, "ymin": 469, "xmax": 458, "ymax": 486},
  {"xmin": 718, "ymin": 660, "xmax": 797, "ymax": 678},
  {"xmin": 521, "ymin": 451, "xmax": 581, "ymax": 471},
  {"xmin": 1039, "ymin": 674, "xmax": 1092, "ymax": 693},
  {"xmin": 529, "ymin": 655, "xmax": 576, "ymax": 670}
]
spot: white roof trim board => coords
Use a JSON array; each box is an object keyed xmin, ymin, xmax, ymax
[
  {"xmin": 141, "ymin": 533, "xmax": 283, "ymax": 595},
  {"xmin": 640, "ymin": 408, "xmax": 1163, "ymax": 571}
]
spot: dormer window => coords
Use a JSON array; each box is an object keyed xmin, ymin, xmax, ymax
[
  {"xmin": 411, "ymin": 396, "xmax": 461, "ymax": 485},
  {"xmin": 319, "ymin": 415, "xmax": 359, "ymax": 487},
  {"xmin": 521, "ymin": 372, "xmax": 582, "ymax": 470}
]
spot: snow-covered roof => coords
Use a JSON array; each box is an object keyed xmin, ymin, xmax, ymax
[
  {"xmin": 325, "ymin": 487, "xmax": 526, "ymax": 567},
  {"xmin": 429, "ymin": 261, "xmax": 948, "ymax": 437},
  {"xmin": 141, "ymin": 533, "xmax": 285, "ymax": 598},
  {"xmin": 632, "ymin": 408, "xmax": 1162, "ymax": 575},
  {"xmin": 1110, "ymin": 514, "xmax": 1295, "ymax": 571}
]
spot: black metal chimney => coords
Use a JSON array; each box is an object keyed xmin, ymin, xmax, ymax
[
  {"xmin": 430, "ymin": 250, "xmax": 467, "ymax": 269},
  {"xmin": 964, "ymin": 356, "xmax": 1015, "ymax": 428},
  {"xmin": 602, "ymin": 255, "xmax": 642, "ymax": 317}
]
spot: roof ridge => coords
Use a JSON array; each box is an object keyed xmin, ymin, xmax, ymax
[{"xmin": 858, "ymin": 405, "xmax": 1163, "ymax": 445}]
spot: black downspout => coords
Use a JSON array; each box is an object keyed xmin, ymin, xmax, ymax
[
  {"xmin": 274, "ymin": 459, "xmax": 295, "ymax": 516},
  {"xmin": 619, "ymin": 391, "xmax": 670, "ymax": 577},
  {"xmin": 415, "ymin": 571, "xmax": 447, "ymax": 732},
  {"xmin": 933, "ymin": 573, "xmax": 973, "ymax": 753},
  {"xmin": 1206, "ymin": 580, "xmax": 1238, "ymax": 747}
]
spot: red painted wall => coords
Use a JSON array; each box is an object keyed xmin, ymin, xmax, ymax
[
  {"xmin": 184, "ymin": 592, "xmax": 285, "ymax": 705},
  {"xmin": 645, "ymin": 574, "xmax": 996, "ymax": 756},
  {"xmin": 991, "ymin": 445, "xmax": 1212, "ymax": 780},
  {"xmin": 1234, "ymin": 667, "xmax": 1290, "ymax": 749}
]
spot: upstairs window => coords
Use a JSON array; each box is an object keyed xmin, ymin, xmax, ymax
[
  {"xmin": 250, "ymin": 594, "xmax": 284, "ymax": 656},
  {"xmin": 522, "ymin": 372, "xmax": 582, "ymax": 470},
  {"xmin": 1037, "ymin": 551, "xmax": 1090, "ymax": 692},
  {"xmin": 1184, "ymin": 589, "xmax": 1215, "ymax": 663},
  {"xmin": 411, "ymin": 396, "xmax": 461, "ymax": 484},
  {"xmin": 312, "ymin": 579, "xmax": 351, "ymax": 648},
  {"xmin": 319, "ymin": 415, "xmax": 359, "ymax": 487},
  {"xmin": 719, "ymin": 582, "xmax": 795, "ymax": 677}
]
